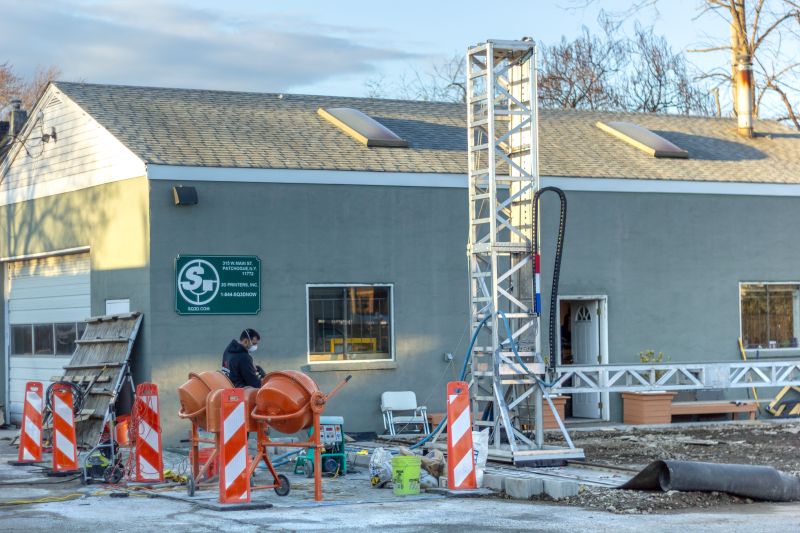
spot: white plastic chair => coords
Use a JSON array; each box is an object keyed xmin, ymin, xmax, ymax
[{"xmin": 381, "ymin": 391, "xmax": 430, "ymax": 436}]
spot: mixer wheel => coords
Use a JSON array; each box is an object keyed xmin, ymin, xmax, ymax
[{"xmin": 274, "ymin": 474, "xmax": 291, "ymax": 496}]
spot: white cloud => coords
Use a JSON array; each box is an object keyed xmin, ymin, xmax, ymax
[{"xmin": 0, "ymin": 0, "xmax": 415, "ymax": 92}]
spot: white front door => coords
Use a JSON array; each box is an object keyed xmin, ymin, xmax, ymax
[{"xmin": 571, "ymin": 302, "xmax": 601, "ymax": 418}]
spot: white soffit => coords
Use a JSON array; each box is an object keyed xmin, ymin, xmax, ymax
[{"xmin": 147, "ymin": 165, "xmax": 800, "ymax": 197}]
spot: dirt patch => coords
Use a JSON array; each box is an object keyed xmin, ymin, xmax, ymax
[
  {"xmin": 546, "ymin": 421, "xmax": 800, "ymax": 513},
  {"xmin": 555, "ymin": 421, "xmax": 800, "ymax": 475}
]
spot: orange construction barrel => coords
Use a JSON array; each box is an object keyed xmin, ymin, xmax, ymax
[{"xmin": 254, "ymin": 371, "xmax": 320, "ymax": 434}]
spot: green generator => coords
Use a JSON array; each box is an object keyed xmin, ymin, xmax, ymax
[{"xmin": 294, "ymin": 415, "xmax": 346, "ymax": 477}]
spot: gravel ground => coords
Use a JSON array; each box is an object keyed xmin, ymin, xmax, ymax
[{"xmin": 545, "ymin": 420, "xmax": 800, "ymax": 514}]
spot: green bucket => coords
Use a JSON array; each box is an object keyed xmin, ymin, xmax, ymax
[{"xmin": 392, "ymin": 455, "xmax": 421, "ymax": 496}]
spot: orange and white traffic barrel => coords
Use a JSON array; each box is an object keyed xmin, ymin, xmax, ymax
[
  {"xmin": 446, "ymin": 381, "xmax": 477, "ymax": 490},
  {"xmin": 133, "ymin": 383, "xmax": 165, "ymax": 482},
  {"xmin": 218, "ymin": 388, "xmax": 251, "ymax": 503},
  {"xmin": 16, "ymin": 381, "xmax": 44, "ymax": 463}
]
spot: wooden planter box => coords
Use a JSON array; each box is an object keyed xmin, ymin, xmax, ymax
[
  {"xmin": 542, "ymin": 395, "xmax": 568, "ymax": 430},
  {"xmin": 622, "ymin": 392, "xmax": 677, "ymax": 425}
]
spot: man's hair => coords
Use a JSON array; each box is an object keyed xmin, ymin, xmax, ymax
[{"xmin": 240, "ymin": 328, "xmax": 260, "ymax": 342}]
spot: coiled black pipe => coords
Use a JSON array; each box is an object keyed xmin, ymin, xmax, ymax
[{"xmin": 532, "ymin": 186, "xmax": 567, "ymax": 370}]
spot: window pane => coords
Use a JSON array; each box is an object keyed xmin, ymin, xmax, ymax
[
  {"xmin": 34, "ymin": 324, "xmax": 54, "ymax": 355},
  {"xmin": 55, "ymin": 323, "xmax": 78, "ymax": 355},
  {"xmin": 11, "ymin": 325, "xmax": 33, "ymax": 355},
  {"xmin": 741, "ymin": 284, "xmax": 800, "ymax": 349},
  {"xmin": 77, "ymin": 321, "xmax": 87, "ymax": 339},
  {"xmin": 309, "ymin": 286, "xmax": 392, "ymax": 362},
  {"xmin": 309, "ymin": 287, "xmax": 346, "ymax": 360}
]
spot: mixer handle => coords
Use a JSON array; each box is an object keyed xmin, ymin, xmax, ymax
[
  {"xmin": 178, "ymin": 405, "xmax": 207, "ymax": 419},
  {"xmin": 324, "ymin": 374, "xmax": 352, "ymax": 402}
]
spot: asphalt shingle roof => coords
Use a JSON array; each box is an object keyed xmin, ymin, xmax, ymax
[{"xmin": 53, "ymin": 81, "xmax": 800, "ymax": 184}]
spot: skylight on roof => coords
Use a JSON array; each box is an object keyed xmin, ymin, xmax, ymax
[
  {"xmin": 318, "ymin": 107, "xmax": 408, "ymax": 148},
  {"xmin": 596, "ymin": 121, "xmax": 688, "ymax": 159}
]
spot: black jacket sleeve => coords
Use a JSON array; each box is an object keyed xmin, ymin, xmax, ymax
[{"xmin": 231, "ymin": 352, "xmax": 262, "ymax": 388}]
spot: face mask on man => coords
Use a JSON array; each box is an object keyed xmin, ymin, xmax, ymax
[{"xmin": 248, "ymin": 344, "xmax": 258, "ymax": 354}]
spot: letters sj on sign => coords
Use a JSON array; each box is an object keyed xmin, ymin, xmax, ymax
[{"xmin": 175, "ymin": 255, "xmax": 260, "ymax": 315}]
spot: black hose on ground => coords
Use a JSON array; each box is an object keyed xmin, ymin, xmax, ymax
[
  {"xmin": 533, "ymin": 186, "xmax": 567, "ymax": 369},
  {"xmin": 620, "ymin": 460, "xmax": 800, "ymax": 502}
]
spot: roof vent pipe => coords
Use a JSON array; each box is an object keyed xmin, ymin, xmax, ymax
[{"xmin": 735, "ymin": 53, "xmax": 754, "ymax": 138}]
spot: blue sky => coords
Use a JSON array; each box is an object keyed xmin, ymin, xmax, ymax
[{"xmin": 0, "ymin": 0, "xmax": 730, "ymax": 97}]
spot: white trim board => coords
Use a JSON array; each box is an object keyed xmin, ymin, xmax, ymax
[{"xmin": 147, "ymin": 165, "xmax": 800, "ymax": 197}]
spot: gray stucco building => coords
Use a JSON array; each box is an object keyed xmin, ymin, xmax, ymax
[{"xmin": 2, "ymin": 82, "xmax": 800, "ymax": 443}]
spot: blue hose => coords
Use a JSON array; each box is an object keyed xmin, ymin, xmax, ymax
[{"xmin": 409, "ymin": 313, "xmax": 491, "ymax": 450}]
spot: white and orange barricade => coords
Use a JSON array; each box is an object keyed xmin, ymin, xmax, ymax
[
  {"xmin": 51, "ymin": 383, "xmax": 80, "ymax": 473},
  {"xmin": 133, "ymin": 383, "xmax": 165, "ymax": 482},
  {"xmin": 218, "ymin": 388, "xmax": 251, "ymax": 503},
  {"xmin": 16, "ymin": 381, "xmax": 44, "ymax": 463},
  {"xmin": 446, "ymin": 381, "xmax": 477, "ymax": 490}
]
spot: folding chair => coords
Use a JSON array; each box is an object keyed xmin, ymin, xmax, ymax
[{"xmin": 380, "ymin": 391, "xmax": 430, "ymax": 436}]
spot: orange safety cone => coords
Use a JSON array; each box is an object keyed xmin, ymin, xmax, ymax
[
  {"xmin": 14, "ymin": 382, "xmax": 44, "ymax": 464},
  {"xmin": 133, "ymin": 383, "xmax": 165, "ymax": 482},
  {"xmin": 446, "ymin": 381, "xmax": 477, "ymax": 490},
  {"xmin": 218, "ymin": 388, "xmax": 251, "ymax": 503},
  {"xmin": 51, "ymin": 383, "xmax": 80, "ymax": 473}
]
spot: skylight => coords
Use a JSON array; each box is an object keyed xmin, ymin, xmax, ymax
[
  {"xmin": 596, "ymin": 121, "xmax": 688, "ymax": 159},
  {"xmin": 318, "ymin": 107, "xmax": 408, "ymax": 148}
]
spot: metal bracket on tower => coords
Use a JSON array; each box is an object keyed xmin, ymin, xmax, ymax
[{"xmin": 466, "ymin": 39, "xmax": 583, "ymax": 464}]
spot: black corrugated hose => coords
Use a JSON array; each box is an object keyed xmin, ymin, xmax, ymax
[{"xmin": 532, "ymin": 186, "xmax": 567, "ymax": 370}]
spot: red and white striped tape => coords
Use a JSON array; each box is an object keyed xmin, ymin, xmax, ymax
[
  {"xmin": 51, "ymin": 384, "xmax": 79, "ymax": 472},
  {"xmin": 219, "ymin": 388, "xmax": 251, "ymax": 503},
  {"xmin": 134, "ymin": 383, "xmax": 164, "ymax": 482},
  {"xmin": 446, "ymin": 381, "xmax": 477, "ymax": 490},
  {"xmin": 18, "ymin": 381, "xmax": 44, "ymax": 463}
]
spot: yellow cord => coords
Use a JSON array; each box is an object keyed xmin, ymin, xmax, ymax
[{"xmin": 0, "ymin": 493, "xmax": 84, "ymax": 507}]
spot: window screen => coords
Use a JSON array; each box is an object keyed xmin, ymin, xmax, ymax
[{"xmin": 308, "ymin": 285, "xmax": 392, "ymax": 362}]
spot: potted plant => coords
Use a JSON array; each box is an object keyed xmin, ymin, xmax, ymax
[{"xmin": 622, "ymin": 350, "xmax": 676, "ymax": 425}]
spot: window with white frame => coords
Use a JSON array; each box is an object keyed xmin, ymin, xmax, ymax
[
  {"xmin": 11, "ymin": 322, "xmax": 87, "ymax": 356},
  {"xmin": 740, "ymin": 283, "xmax": 800, "ymax": 349},
  {"xmin": 307, "ymin": 284, "xmax": 392, "ymax": 362}
]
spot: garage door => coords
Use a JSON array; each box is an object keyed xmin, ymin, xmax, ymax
[{"xmin": 7, "ymin": 253, "xmax": 90, "ymax": 423}]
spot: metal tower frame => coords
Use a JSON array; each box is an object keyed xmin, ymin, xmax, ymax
[{"xmin": 466, "ymin": 40, "xmax": 582, "ymax": 463}]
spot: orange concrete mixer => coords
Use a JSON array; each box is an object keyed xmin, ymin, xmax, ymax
[{"xmin": 178, "ymin": 369, "xmax": 350, "ymax": 502}]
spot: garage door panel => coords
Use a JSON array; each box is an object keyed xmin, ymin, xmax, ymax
[
  {"xmin": 7, "ymin": 253, "xmax": 90, "ymax": 424},
  {"xmin": 10, "ymin": 279, "xmax": 90, "ymax": 298}
]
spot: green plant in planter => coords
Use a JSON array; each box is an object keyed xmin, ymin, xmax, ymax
[{"xmin": 639, "ymin": 349, "xmax": 669, "ymax": 381}]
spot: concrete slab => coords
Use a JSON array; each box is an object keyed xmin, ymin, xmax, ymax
[
  {"xmin": 483, "ymin": 472, "xmax": 505, "ymax": 491},
  {"xmin": 504, "ymin": 476, "xmax": 544, "ymax": 500},
  {"xmin": 543, "ymin": 478, "xmax": 580, "ymax": 499}
]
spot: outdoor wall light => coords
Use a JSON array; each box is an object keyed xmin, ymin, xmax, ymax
[{"xmin": 173, "ymin": 185, "xmax": 198, "ymax": 206}]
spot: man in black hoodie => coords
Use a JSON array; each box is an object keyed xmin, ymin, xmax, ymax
[{"xmin": 221, "ymin": 328, "xmax": 264, "ymax": 388}]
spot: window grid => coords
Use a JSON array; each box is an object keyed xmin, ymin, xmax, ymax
[{"xmin": 307, "ymin": 284, "xmax": 393, "ymax": 363}]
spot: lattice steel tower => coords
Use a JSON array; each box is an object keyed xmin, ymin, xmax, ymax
[{"xmin": 466, "ymin": 40, "xmax": 582, "ymax": 463}]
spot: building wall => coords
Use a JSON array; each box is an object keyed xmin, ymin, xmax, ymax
[
  {"xmin": 147, "ymin": 179, "xmax": 469, "ymax": 445},
  {"xmin": 0, "ymin": 176, "xmax": 151, "ymax": 418},
  {"xmin": 539, "ymin": 189, "xmax": 800, "ymax": 419}
]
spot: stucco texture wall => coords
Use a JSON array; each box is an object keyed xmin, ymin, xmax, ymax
[
  {"xmin": 147, "ymin": 180, "xmax": 469, "ymax": 445},
  {"xmin": 538, "ymin": 190, "xmax": 800, "ymax": 419},
  {"xmin": 0, "ymin": 176, "xmax": 151, "ymax": 412}
]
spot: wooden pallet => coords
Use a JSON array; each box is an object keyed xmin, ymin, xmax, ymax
[{"xmin": 51, "ymin": 312, "xmax": 143, "ymax": 448}]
